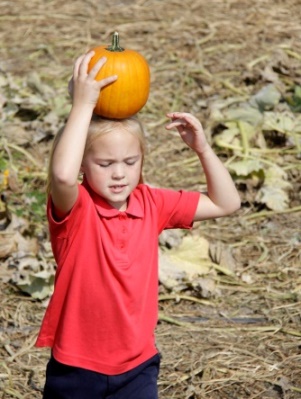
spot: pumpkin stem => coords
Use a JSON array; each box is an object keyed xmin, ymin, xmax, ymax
[{"xmin": 106, "ymin": 31, "xmax": 124, "ymax": 52}]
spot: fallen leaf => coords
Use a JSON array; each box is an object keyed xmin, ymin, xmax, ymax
[
  {"xmin": 190, "ymin": 277, "xmax": 220, "ymax": 298},
  {"xmin": 2, "ymin": 124, "xmax": 31, "ymax": 146},
  {"xmin": 223, "ymin": 105, "xmax": 263, "ymax": 126},
  {"xmin": 256, "ymin": 164, "xmax": 292, "ymax": 211},
  {"xmin": 0, "ymin": 233, "xmax": 16, "ymax": 258},
  {"xmin": 159, "ymin": 229, "xmax": 184, "ymax": 249},
  {"xmin": 263, "ymin": 111, "xmax": 301, "ymax": 134},
  {"xmin": 159, "ymin": 235, "xmax": 215, "ymax": 294},
  {"xmin": 209, "ymin": 242, "xmax": 237, "ymax": 272},
  {"xmin": 249, "ymin": 84, "xmax": 281, "ymax": 111},
  {"xmin": 15, "ymin": 269, "xmax": 54, "ymax": 300},
  {"xmin": 256, "ymin": 186, "xmax": 290, "ymax": 211},
  {"xmin": 228, "ymin": 159, "xmax": 263, "ymax": 176}
]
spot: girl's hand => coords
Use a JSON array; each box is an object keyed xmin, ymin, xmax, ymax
[
  {"xmin": 165, "ymin": 112, "xmax": 209, "ymax": 154},
  {"xmin": 69, "ymin": 51, "xmax": 117, "ymax": 108}
]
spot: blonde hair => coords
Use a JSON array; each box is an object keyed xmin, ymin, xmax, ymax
[{"xmin": 47, "ymin": 115, "xmax": 146, "ymax": 196}]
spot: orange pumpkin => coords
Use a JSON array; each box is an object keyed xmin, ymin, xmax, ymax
[{"xmin": 88, "ymin": 32, "xmax": 150, "ymax": 119}]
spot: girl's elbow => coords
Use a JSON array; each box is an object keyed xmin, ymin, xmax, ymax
[
  {"xmin": 226, "ymin": 195, "xmax": 241, "ymax": 215},
  {"xmin": 51, "ymin": 172, "xmax": 78, "ymax": 189},
  {"xmin": 235, "ymin": 193, "xmax": 242, "ymax": 210}
]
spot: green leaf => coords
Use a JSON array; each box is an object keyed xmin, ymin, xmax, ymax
[
  {"xmin": 287, "ymin": 85, "xmax": 301, "ymax": 112},
  {"xmin": 26, "ymin": 191, "xmax": 46, "ymax": 217},
  {"xmin": 223, "ymin": 105, "xmax": 263, "ymax": 126},
  {"xmin": 262, "ymin": 111, "xmax": 301, "ymax": 134},
  {"xmin": 215, "ymin": 122, "xmax": 240, "ymax": 144},
  {"xmin": 256, "ymin": 186, "xmax": 289, "ymax": 211},
  {"xmin": 250, "ymin": 84, "xmax": 281, "ymax": 111},
  {"xmin": 17, "ymin": 270, "xmax": 54, "ymax": 300},
  {"xmin": 255, "ymin": 165, "xmax": 292, "ymax": 211},
  {"xmin": 228, "ymin": 159, "xmax": 263, "ymax": 176},
  {"xmin": 264, "ymin": 164, "xmax": 292, "ymax": 189},
  {"xmin": 294, "ymin": 85, "xmax": 301, "ymax": 99}
]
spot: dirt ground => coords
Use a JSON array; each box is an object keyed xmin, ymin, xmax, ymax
[{"xmin": 1, "ymin": 0, "xmax": 301, "ymax": 398}]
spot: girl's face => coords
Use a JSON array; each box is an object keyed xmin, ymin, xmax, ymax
[{"xmin": 81, "ymin": 128, "xmax": 143, "ymax": 211}]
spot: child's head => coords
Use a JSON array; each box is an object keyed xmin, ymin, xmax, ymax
[
  {"xmin": 84, "ymin": 115, "xmax": 146, "ymax": 162},
  {"xmin": 47, "ymin": 115, "xmax": 146, "ymax": 210}
]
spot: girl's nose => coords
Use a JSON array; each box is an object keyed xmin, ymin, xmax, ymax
[{"xmin": 112, "ymin": 163, "xmax": 125, "ymax": 179}]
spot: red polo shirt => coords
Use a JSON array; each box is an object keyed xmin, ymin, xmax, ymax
[{"xmin": 36, "ymin": 182, "xmax": 200, "ymax": 375}]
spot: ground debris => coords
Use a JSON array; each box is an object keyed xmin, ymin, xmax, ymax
[{"xmin": 0, "ymin": 0, "xmax": 301, "ymax": 398}]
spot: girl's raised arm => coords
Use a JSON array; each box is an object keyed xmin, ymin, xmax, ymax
[
  {"xmin": 50, "ymin": 53, "xmax": 117, "ymax": 217},
  {"xmin": 166, "ymin": 112, "xmax": 241, "ymax": 221}
]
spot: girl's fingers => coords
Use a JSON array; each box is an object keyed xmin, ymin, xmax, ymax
[
  {"xmin": 98, "ymin": 74, "xmax": 118, "ymax": 88},
  {"xmin": 166, "ymin": 112, "xmax": 201, "ymax": 130},
  {"xmin": 88, "ymin": 56, "xmax": 108, "ymax": 79},
  {"xmin": 166, "ymin": 112, "xmax": 191, "ymax": 130},
  {"xmin": 88, "ymin": 56, "xmax": 118, "ymax": 87},
  {"xmin": 73, "ymin": 54, "xmax": 86, "ymax": 79},
  {"xmin": 90, "ymin": 58, "xmax": 118, "ymax": 87},
  {"xmin": 167, "ymin": 112, "xmax": 191, "ymax": 119},
  {"xmin": 165, "ymin": 119, "xmax": 186, "ymax": 130},
  {"xmin": 72, "ymin": 52, "xmax": 117, "ymax": 88},
  {"xmin": 77, "ymin": 51, "xmax": 95, "ymax": 77}
]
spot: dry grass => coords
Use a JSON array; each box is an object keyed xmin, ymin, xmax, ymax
[{"xmin": 1, "ymin": 0, "xmax": 301, "ymax": 398}]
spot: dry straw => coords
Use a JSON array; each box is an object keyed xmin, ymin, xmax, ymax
[{"xmin": 1, "ymin": 0, "xmax": 301, "ymax": 398}]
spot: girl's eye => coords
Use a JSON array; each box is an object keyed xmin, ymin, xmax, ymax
[
  {"xmin": 126, "ymin": 160, "xmax": 136, "ymax": 166},
  {"xmin": 97, "ymin": 157, "xmax": 139, "ymax": 167}
]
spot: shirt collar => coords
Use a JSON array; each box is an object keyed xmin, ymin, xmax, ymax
[{"xmin": 82, "ymin": 178, "xmax": 144, "ymax": 219}]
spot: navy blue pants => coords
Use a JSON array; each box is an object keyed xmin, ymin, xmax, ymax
[{"xmin": 43, "ymin": 353, "xmax": 161, "ymax": 399}]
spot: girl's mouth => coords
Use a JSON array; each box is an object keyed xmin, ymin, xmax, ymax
[{"xmin": 110, "ymin": 185, "xmax": 127, "ymax": 194}]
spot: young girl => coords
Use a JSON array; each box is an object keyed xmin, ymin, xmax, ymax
[{"xmin": 36, "ymin": 52, "xmax": 241, "ymax": 399}]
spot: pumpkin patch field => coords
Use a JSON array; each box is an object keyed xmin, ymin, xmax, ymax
[{"xmin": 0, "ymin": 0, "xmax": 301, "ymax": 398}]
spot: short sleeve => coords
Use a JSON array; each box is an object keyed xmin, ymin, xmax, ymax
[
  {"xmin": 148, "ymin": 187, "xmax": 200, "ymax": 232},
  {"xmin": 47, "ymin": 184, "xmax": 89, "ymax": 239}
]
